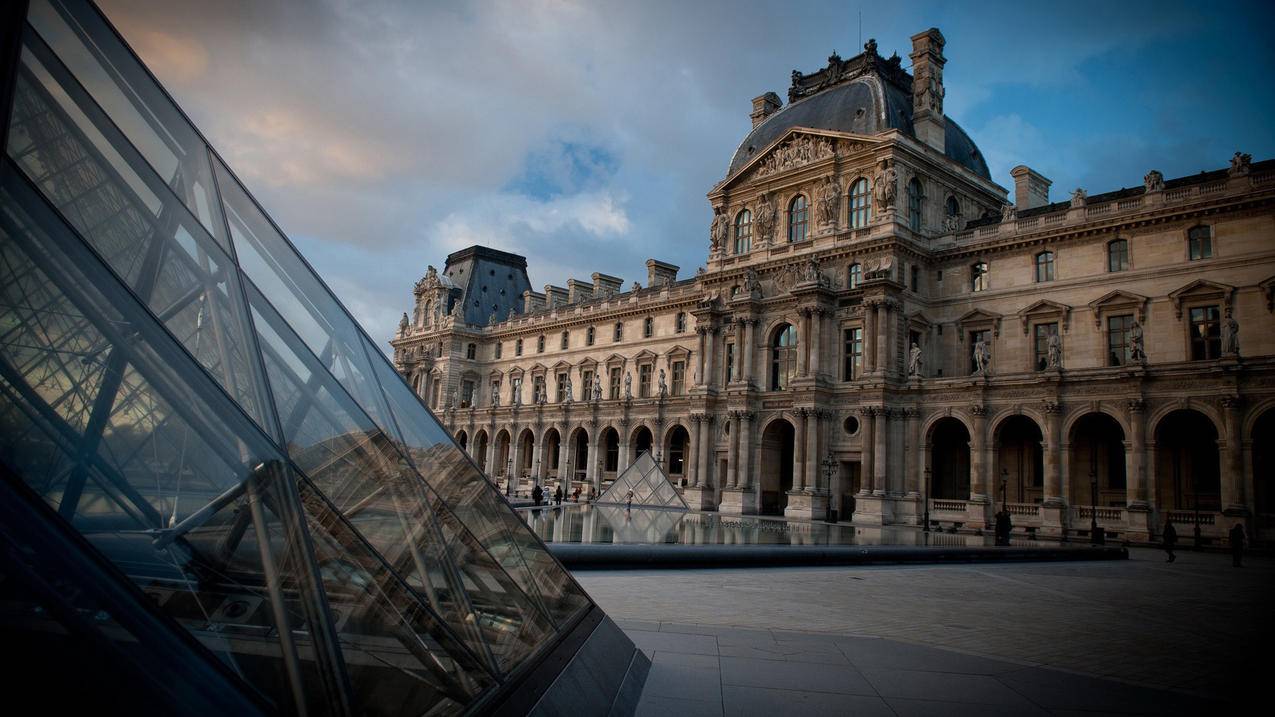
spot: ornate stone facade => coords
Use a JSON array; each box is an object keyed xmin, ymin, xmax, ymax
[{"xmin": 392, "ymin": 28, "xmax": 1275, "ymax": 543}]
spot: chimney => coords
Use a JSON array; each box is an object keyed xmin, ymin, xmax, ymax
[
  {"xmin": 1010, "ymin": 165, "xmax": 1052, "ymax": 210},
  {"xmin": 646, "ymin": 259, "xmax": 679, "ymax": 288},
  {"xmin": 592, "ymin": 272, "xmax": 623, "ymax": 297},
  {"xmin": 909, "ymin": 28, "xmax": 947, "ymax": 153},
  {"xmin": 750, "ymin": 92, "xmax": 781, "ymax": 128},
  {"xmin": 522, "ymin": 290, "xmax": 546, "ymax": 314}
]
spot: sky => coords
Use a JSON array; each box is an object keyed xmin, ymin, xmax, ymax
[{"xmin": 96, "ymin": 0, "xmax": 1275, "ymax": 350}]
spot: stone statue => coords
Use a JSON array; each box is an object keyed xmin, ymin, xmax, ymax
[
  {"xmin": 973, "ymin": 337, "xmax": 990, "ymax": 376},
  {"xmin": 1070, "ymin": 188, "xmax": 1087, "ymax": 208},
  {"xmin": 512, "ymin": 377, "xmax": 522, "ymax": 406},
  {"xmin": 753, "ymin": 194, "xmax": 777, "ymax": 245},
  {"xmin": 537, "ymin": 382, "xmax": 547, "ymax": 405},
  {"xmin": 1000, "ymin": 203, "xmax": 1016, "ymax": 222},
  {"xmin": 1144, "ymin": 169, "xmax": 1164, "ymax": 193},
  {"xmin": 742, "ymin": 268, "xmax": 762, "ymax": 297},
  {"xmin": 1047, "ymin": 333, "xmax": 1061, "ymax": 369},
  {"xmin": 908, "ymin": 342, "xmax": 923, "ymax": 377},
  {"xmin": 592, "ymin": 381, "xmax": 602, "ymax": 402},
  {"xmin": 564, "ymin": 376, "xmax": 574, "ymax": 402},
  {"xmin": 631, "ymin": 281, "xmax": 642, "ymax": 293},
  {"xmin": 815, "ymin": 176, "xmax": 841, "ymax": 226},
  {"xmin": 491, "ymin": 383, "xmax": 500, "ymax": 407},
  {"xmin": 1221, "ymin": 308, "xmax": 1240, "ymax": 355},
  {"xmin": 1228, "ymin": 151, "xmax": 1252, "ymax": 178},
  {"xmin": 473, "ymin": 382, "xmax": 482, "ymax": 407},
  {"xmin": 658, "ymin": 369, "xmax": 667, "ymax": 397},
  {"xmin": 710, "ymin": 206, "xmax": 729, "ymax": 256},
  {"xmin": 624, "ymin": 372, "xmax": 632, "ymax": 399},
  {"xmin": 398, "ymin": 312, "xmax": 409, "ymax": 336},
  {"xmin": 450, "ymin": 300, "xmax": 464, "ymax": 321},
  {"xmin": 1130, "ymin": 320, "xmax": 1146, "ymax": 364},
  {"xmin": 873, "ymin": 162, "xmax": 897, "ymax": 212}
]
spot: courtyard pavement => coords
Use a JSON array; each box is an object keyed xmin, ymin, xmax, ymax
[{"xmin": 574, "ymin": 547, "xmax": 1272, "ymax": 715}]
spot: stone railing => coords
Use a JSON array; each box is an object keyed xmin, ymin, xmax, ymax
[
  {"xmin": 932, "ymin": 499, "xmax": 968, "ymax": 513},
  {"xmin": 1006, "ymin": 502, "xmax": 1039, "ymax": 518},
  {"xmin": 1075, "ymin": 506, "xmax": 1123, "ymax": 522},
  {"xmin": 1166, "ymin": 510, "xmax": 1216, "ymax": 525}
]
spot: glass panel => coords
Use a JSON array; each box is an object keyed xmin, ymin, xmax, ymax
[
  {"xmin": 6, "ymin": 38, "xmax": 275, "ymax": 436},
  {"xmin": 214, "ymin": 156, "xmax": 392, "ymax": 435},
  {"xmin": 25, "ymin": 0, "xmax": 228, "ymax": 251}
]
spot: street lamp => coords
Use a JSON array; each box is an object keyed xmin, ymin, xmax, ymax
[
  {"xmin": 922, "ymin": 468, "xmax": 932, "ymax": 534},
  {"xmin": 1192, "ymin": 476, "xmax": 1202, "ymax": 548},
  {"xmin": 506, "ymin": 457, "xmax": 513, "ymax": 497},
  {"xmin": 821, "ymin": 452, "xmax": 838, "ymax": 523}
]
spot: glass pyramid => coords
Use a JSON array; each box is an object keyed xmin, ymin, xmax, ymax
[
  {"xmin": 0, "ymin": 1, "xmax": 611, "ymax": 713},
  {"xmin": 596, "ymin": 451, "xmax": 690, "ymax": 510}
]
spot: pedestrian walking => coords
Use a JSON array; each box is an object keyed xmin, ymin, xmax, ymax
[
  {"xmin": 572, "ymin": 486, "xmax": 580, "ymax": 503},
  {"xmin": 1229, "ymin": 523, "xmax": 1246, "ymax": 567},
  {"xmin": 554, "ymin": 485, "xmax": 563, "ymax": 506},
  {"xmin": 532, "ymin": 484, "xmax": 543, "ymax": 507},
  {"xmin": 1162, "ymin": 519, "xmax": 1177, "ymax": 563}
]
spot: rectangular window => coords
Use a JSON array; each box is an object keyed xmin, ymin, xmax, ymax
[
  {"xmin": 1107, "ymin": 315, "xmax": 1134, "ymax": 366},
  {"xmin": 1033, "ymin": 322, "xmax": 1058, "ymax": 370},
  {"xmin": 639, "ymin": 364, "xmax": 652, "ymax": 398},
  {"xmin": 1108, "ymin": 240, "xmax": 1129, "ymax": 272},
  {"xmin": 609, "ymin": 367, "xmax": 622, "ymax": 399},
  {"xmin": 910, "ymin": 266, "xmax": 919, "ymax": 292},
  {"xmin": 614, "ymin": 322, "xmax": 623, "ymax": 341},
  {"xmin": 724, "ymin": 343, "xmax": 735, "ymax": 384},
  {"xmin": 460, "ymin": 380, "xmax": 475, "ymax": 407},
  {"xmin": 582, "ymin": 369, "xmax": 594, "ymax": 399},
  {"xmin": 671, "ymin": 361, "xmax": 685, "ymax": 396},
  {"xmin": 969, "ymin": 330, "xmax": 990, "ymax": 374},
  {"xmin": 1034, "ymin": 252, "xmax": 1054, "ymax": 283},
  {"xmin": 560, "ymin": 332, "xmax": 568, "ymax": 349},
  {"xmin": 643, "ymin": 317, "xmax": 654, "ymax": 338},
  {"xmin": 556, "ymin": 372, "xmax": 568, "ymax": 402},
  {"xmin": 843, "ymin": 327, "xmax": 863, "ymax": 380},
  {"xmin": 515, "ymin": 339, "xmax": 522, "ymax": 356},
  {"xmin": 970, "ymin": 262, "xmax": 988, "ymax": 292},
  {"xmin": 491, "ymin": 381, "xmax": 501, "ymax": 405},
  {"xmin": 495, "ymin": 342, "xmax": 503, "ymax": 359},
  {"xmin": 1189, "ymin": 305, "xmax": 1221, "ymax": 360}
]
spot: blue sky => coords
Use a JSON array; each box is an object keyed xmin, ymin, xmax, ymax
[{"xmin": 98, "ymin": 0, "xmax": 1275, "ymax": 348}]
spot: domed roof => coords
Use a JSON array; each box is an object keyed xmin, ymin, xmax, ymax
[{"xmin": 726, "ymin": 51, "xmax": 989, "ymax": 180}]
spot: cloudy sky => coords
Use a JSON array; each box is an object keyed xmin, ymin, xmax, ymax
[{"xmin": 96, "ymin": 0, "xmax": 1275, "ymax": 349}]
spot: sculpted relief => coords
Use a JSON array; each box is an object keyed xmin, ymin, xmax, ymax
[
  {"xmin": 753, "ymin": 194, "xmax": 777, "ymax": 246},
  {"xmin": 752, "ymin": 134, "xmax": 835, "ymax": 180}
]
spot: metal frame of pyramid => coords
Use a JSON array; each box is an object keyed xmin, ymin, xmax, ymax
[
  {"xmin": 596, "ymin": 451, "xmax": 691, "ymax": 510},
  {"xmin": 0, "ymin": 1, "xmax": 644, "ymax": 713}
]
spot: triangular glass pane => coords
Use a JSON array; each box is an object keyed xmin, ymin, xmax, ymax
[{"xmin": 597, "ymin": 451, "xmax": 690, "ymax": 510}]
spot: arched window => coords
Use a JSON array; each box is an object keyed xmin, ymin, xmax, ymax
[
  {"xmin": 1107, "ymin": 239, "xmax": 1129, "ymax": 272},
  {"xmin": 1188, "ymin": 225, "xmax": 1212, "ymax": 260},
  {"xmin": 970, "ymin": 262, "xmax": 988, "ymax": 292},
  {"xmin": 586, "ymin": 326, "xmax": 596, "ymax": 345},
  {"xmin": 787, "ymin": 195, "xmax": 808, "ymax": 243},
  {"xmin": 675, "ymin": 312, "xmax": 686, "ymax": 333},
  {"xmin": 560, "ymin": 331, "xmax": 569, "ymax": 350},
  {"xmin": 613, "ymin": 322, "xmax": 623, "ymax": 341},
  {"xmin": 1034, "ymin": 251, "xmax": 1055, "ymax": 283},
  {"xmin": 771, "ymin": 324, "xmax": 797, "ymax": 390},
  {"xmin": 945, "ymin": 195, "xmax": 961, "ymax": 228},
  {"xmin": 734, "ymin": 209, "xmax": 752, "ymax": 254},
  {"xmin": 466, "ymin": 343, "xmax": 476, "ymax": 360},
  {"xmin": 847, "ymin": 263, "xmax": 862, "ymax": 289},
  {"xmin": 536, "ymin": 335, "xmax": 545, "ymax": 353},
  {"xmin": 849, "ymin": 177, "xmax": 871, "ymax": 228},
  {"xmin": 907, "ymin": 178, "xmax": 923, "ymax": 231}
]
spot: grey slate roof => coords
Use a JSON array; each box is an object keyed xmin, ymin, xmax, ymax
[{"xmin": 442, "ymin": 245, "xmax": 532, "ymax": 326}]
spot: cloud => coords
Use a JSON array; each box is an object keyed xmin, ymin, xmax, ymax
[{"xmin": 431, "ymin": 190, "xmax": 632, "ymax": 256}]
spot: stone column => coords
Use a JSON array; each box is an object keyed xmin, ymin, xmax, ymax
[
  {"xmin": 969, "ymin": 406, "xmax": 988, "ymax": 501},
  {"xmin": 593, "ymin": 428, "xmax": 606, "ymax": 490},
  {"xmin": 1042, "ymin": 402, "xmax": 1064, "ymax": 506},
  {"xmin": 809, "ymin": 308, "xmax": 823, "ymax": 379},
  {"xmin": 805, "ymin": 409, "xmax": 820, "ymax": 490},
  {"xmin": 793, "ymin": 409, "xmax": 808, "ymax": 490},
  {"xmin": 557, "ymin": 425, "xmax": 570, "ymax": 484},
  {"xmin": 485, "ymin": 429, "xmax": 498, "ymax": 478},
  {"xmin": 864, "ymin": 301, "xmax": 877, "ymax": 374},
  {"xmin": 1221, "ymin": 397, "xmax": 1245, "ymax": 514},
  {"xmin": 873, "ymin": 408, "xmax": 888, "ymax": 495},
  {"xmin": 875, "ymin": 302, "xmax": 889, "ymax": 376},
  {"xmin": 1125, "ymin": 400, "xmax": 1148, "ymax": 509},
  {"xmin": 904, "ymin": 408, "xmax": 921, "ymax": 495},
  {"xmin": 741, "ymin": 320, "xmax": 756, "ymax": 386},
  {"xmin": 533, "ymin": 427, "xmax": 546, "ymax": 483},
  {"xmin": 796, "ymin": 311, "xmax": 810, "ymax": 377},
  {"xmin": 859, "ymin": 406, "xmax": 876, "ymax": 493},
  {"xmin": 618, "ymin": 422, "xmax": 631, "ymax": 473},
  {"xmin": 509, "ymin": 426, "xmax": 523, "ymax": 487},
  {"xmin": 738, "ymin": 412, "xmax": 754, "ymax": 490},
  {"xmin": 726, "ymin": 412, "xmax": 739, "ymax": 488}
]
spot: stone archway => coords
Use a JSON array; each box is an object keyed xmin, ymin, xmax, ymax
[
  {"xmin": 631, "ymin": 425, "xmax": 653, "ymax": 462},
  {"xmin": 664, "ymin": 424, "xmax": 691, "ymax": 484},
  {"xmin": 517, "ymin": 428, "xmax": 536, "ymax": 479},
  {"xmin": 456, "ymin": 429, "xmax": 468, "ymax": 451},
  {"xmin": 1070, "ymin": 413, "xmax": 1126, "ymax": 508},
  {"xmin": 474, "ymin": 430, "xmax": 489, "ymax": 472},
  {"xmin": 759, "ymin": 418, "xmax": 795, "ymax": 515},
  {"xmin": 1253, "ymin": 409, "xmax": 1275, "ymax": 540},
  {"xmin": 543, "ymin": 427, "xmax": 561, "ymax": 479},
  {"xmin": 1155, "ymin": 409, "xmax": 1220, "ymax": 513},
  {"xmin": 995, "ymin": 415, "xmax": 1043, "ymax": 505},
  {"xmin": 571, "ymin": 427, "xmax": 590, "ymax": 484},
  {"xmin": 602, "ymin": 427, "xmax": 620, "ymax": 476},
  {"xmin": 929, "ymin": 417, "xmax": 970, "ymax": 500},
  {"xmin": 495, "ymin": 429, "xmax": 511, "ymax": 478}
]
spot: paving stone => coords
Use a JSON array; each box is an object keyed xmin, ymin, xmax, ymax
[
  {"xmin": 717, "ymin": 642, "xmax": 849, "ymax": 664},
  {"xmin": 625, "ymin": 629, "xmax": 718, "ymax": 657},
  {"xmin": 721, "ymin": 686, "xmax": 893, "ymax": 717},
  {"xmin": 835, "ymin": 636, "xmax": 1024, "ymax": 675},
  {"xmin": 718, "ymin": 656, "xmax": 875, "ymax": 695},
  {"xmin": 885, "ymin": 697, "xmax": 1051, "ymax": 717},
  {"xmin": 640, "ymin": 651, "xmax": 721, "ymax": 702},
  {"xmin": 634, "ymin": 694, "xmax": 722, "ymax": 717}
]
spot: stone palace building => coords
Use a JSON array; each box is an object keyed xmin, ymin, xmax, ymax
[{"xmin": 391, "ymin": 29, "xmax": 1275, "ymax": 543}]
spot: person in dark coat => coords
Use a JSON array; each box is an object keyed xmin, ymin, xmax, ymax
[
  {"xmin": 994, "ymin": 510, "xmax": 1012, "ymax": 546},
  {"xmin": 1162, "ymin": 520, "xmax": 1177, "ymax": 563},
  {"xmin": 1229, "ymin": 523, "xmax": 1246, "ymax": 567},
  {"xmin": 531, "ymin": 484, "xmax": 543, "ymax": 507},
  {"xmin": 553, "ymin": 485, "xmax": 563, "ymax": 506}
]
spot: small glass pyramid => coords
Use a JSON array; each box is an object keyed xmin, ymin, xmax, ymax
[
  {"xmin": 596, "ymin": 451, "xmax": 691, "ymax": 510},
  {"xmin": 0, "ymin": 1, "xmax": 628, "ymax": 713}
]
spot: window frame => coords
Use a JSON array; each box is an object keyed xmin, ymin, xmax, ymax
[
  {"xmin": 770, "ymin": 323, "xmax": 797, "ymax": 390},
  {"xmin": 671, "ymin": 360, "xmax": 685, "ymax": 396},
  {"xmin": 842, "ymin": 326, "xmax": 863, "ymax": 381},
  {"xmin": 515, "ymin": 338, "xmax": 523, "ymax": 356},
  {"xmin": 734, "ymin": 209, "xmax": 752, "ymax": 254},
  {"xmin": 787, "ymin": 195, "xmax": 808, "ymax": 243},
  {"xmin": 675, "ymin": 312, "xmax": 686, "ymax": 333},
  {"xmin": 643, "ymin": 316, "xmax": 654, "ymax": 338},
  {"xmin": 586, "ymin": 326, "xmax": 595, "ymax": 345},
  {"xmin": 1032, "ymin": 322, "xmax": 1058, "ymax": 371},
  {"xmin": 1188, "ymin": 304, "xmax": 1222, "ymax": 360},
  {"xmin": 536, "ymin": 335, "xmax": 545, "ymax": 353},
  {"xmin": 1188, "ymin": 225, "xmax": 1213, "ymax": 261},
  {"xmin": 1106, "ymin": 314, "xmax": 1135, "ymax": 367},
  {"xmin": 638, "ymin": 363, "xmax": 652, "ymax": 398},
  {"xmin": 970, "ymin": 261, "xmax": 988, "ymax": 292},
  {"xmin": 613, "ymin": 322, "xmax": 623, "ymax": 341},
  {"xmin": 1034, "ymin": 251, "xmax": 1055, "ymax": 283},
  {"xmin": 847, "ymin": 263, "xmax": 862, "ymax": 290},
  {"xmin": 1107, "ymin": 238, "xmax": 1130, "ymax": 273},
  {"xmin": 560, "ymin": 331, "xmax": 569, "ymax": 350}
]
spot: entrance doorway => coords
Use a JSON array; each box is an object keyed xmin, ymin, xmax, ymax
[{"xmin": 759, "ymin": 418, "xmax": 795, "ymax": 515}]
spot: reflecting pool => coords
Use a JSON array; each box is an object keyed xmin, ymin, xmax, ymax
[{"xmin": 521, "ymin": 504, "xmax": 1046, "ymax": 547}]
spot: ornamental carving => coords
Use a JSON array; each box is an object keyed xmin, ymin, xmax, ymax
[
  {"xmin": 752, "ymin": 134, "xmax": 835, "ymax": 180},
  {"xmin": 815, "ymin": 176, "xmax": 842, "ymax": 227},
  {"xmin": 753, "ymin": 194, "xmax": 777, "ymax": 246}
]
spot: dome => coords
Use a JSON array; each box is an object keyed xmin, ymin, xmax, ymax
[{"xmin": 726, "ymin": 58, "xmax": 989, "ymax": 180}]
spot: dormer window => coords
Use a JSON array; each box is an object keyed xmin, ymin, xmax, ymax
[
  {"xmin": 787, "ymin": 195, "xmax": 808, "ymax": 242},
  {"xmin": 643, "ymin": 317, "xmax": 654, "ymax": 338},
  {"xmin": 907, "ymin": 178, "xmax": 923, "ymax": 231},
  {"xmin": 675, "ymin": 312, "xmax": 687, "ymax": 333},
  {"xmin": 1188, "ymin": 225, "xmax": 1213, "ymax": 260},
  {"xmin": 848, "ymin": 263, "xmax": 862, "ymax": 290}
]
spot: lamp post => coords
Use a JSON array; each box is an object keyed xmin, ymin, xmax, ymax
[
  {"xmin": 506, "ymin": 457, "xmax": 513, "ymax": 497},
  {"xmin": 821, "ymin": 452, "xmax": 838, "ymax": 523},
  {"xmin": 922, "ymin": 468, "xmax": 931, "ymax": 534},
  {"xmin": 1088, "ymin": 440, "xmax": 1103, "ymax": 545},
  {"xmin": 1000, "ymin": 468, "xmax": 1009, "ymax": 513}
]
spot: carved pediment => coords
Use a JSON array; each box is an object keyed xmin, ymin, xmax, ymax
[
  {"xmin": 632, "ymin": 349, "xmax": 658, "ymax": 362},
  {"xmin": 907, "ymin": 311, "xmax": 936, "ymax": 328},
  {"xmin": 664, "ymin": 344, "xmax": 693, "ymax": 360},
  {"xmin": 957, "ymin": 309, "xmax": 1002, "ymax": 339},
  {"xmin": 576, "ymin": 356, "xmax": 599, "ymax": 370},
  {"xmin": 527, "ymin": 362, "xmax": 548, "ymax": 376},
  {"xmin": 551, "ymin": 359, "xmax": 573, "ymax": 371},
  {"xmin": 507, "ymin": 366, "xmax": 525, "ymax": 378},
  {"xmin": 1088, "ymin": 290, "xmax": 1148, "ymax": 329},
  {"xmin": 723, "ymin": 128, "xmax": 880, "ymax": 190},
  {"xmin": 1017, "ymin": 300, "xmax": 1071, "ymax": 334},
  {"xmin": 488, "ymin": 369, "xmax": 505, "ymax": 380},
  {"xmin": 1168, "ymin": 280, "xmax": 1234, "ymax": 319},
  {"xmin": 603, "ymin": 353, "xmax": 627, "ymax": 367}
]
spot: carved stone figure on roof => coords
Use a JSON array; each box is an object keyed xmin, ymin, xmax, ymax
[
  {"xmin": 1221, "ymin": 308, "xmax": 1240, "ymax": 355},
  {"xmin": 815, "ymin": 175, "xmax": 841, "ymax": 227},
  {"xmin": 506, "ymin": 308, "xmax": 516, "ymax": 321},
  {"xmin": 1144, "ymin": 169, "xmax": 1164, "ymax": 193},
  {"xmin": 1070, "ymin": 188, "xmax": 1087, "ymax": 208},
  {"xmin": 742, "ymin": 268, "xmax": 762, "ymax": 297},
  {"xmin": 658, "ymin": 369, "xmax": 667, "ymax": 397},
  {"xmin": 398, "ymin": 312, "xmax": 409, "ymax": 337},
  {"xmin": 710, "ymin": 206, "xmax": 729, "ymax": 258},
  {"xmin": 450, "ymin": 300, "xmax": 464, "ymax": 322},
  {"xmin": 873, "ymin": 161, "xmax": 897, "ymax": 212},
  {"xmin": 1047, "ymin": 333, "xmax": 1061, "ymax": 369},
  {"xmin": 753, "ymin": 194, "xmax": 777, "ymax": 246},
  {"xmin": 631, "ymin": 281, "xmax": 641, "ymax": 293},
  {"xmin": 624, "ymin": 372, "xmax": 632, "ymax": 400},
  {"xmin": 564, "ymin": 376, "xmax": 574, "ymax": 403},
  {"xmin": 1229, "ymin": 151, "xmax": 1252, "ymax": 177},
  {"xmin": 1000, "ymin": 203, "xmax": 1016, "ymax": 223}
]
